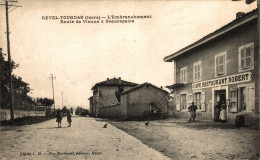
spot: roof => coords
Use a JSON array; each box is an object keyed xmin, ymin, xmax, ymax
[
  {"xmin": 120, "ymin": 82, "xmax": 169, "ymax": 95},
  {"xmin": 164, "ymin": 9, "xmax": 258, "ymax": 62},
  {"xmin": 165, "ymin": 83, "xmax": 184, "ymax": 89},
  {"xmin": 91, "ymin": 77, "xmax": 138, "ymax": 90}
]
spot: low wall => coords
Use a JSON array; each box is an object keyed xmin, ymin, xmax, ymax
[{"xmin": 0, "ymin": 109, "xmax": 46, "ymax": 121}]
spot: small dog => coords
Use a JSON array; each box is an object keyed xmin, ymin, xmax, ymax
[
  {"xmin": 145, "ymin": 121, "xmax": 149, "ymax": 127},
  {"xmin": 103, "ymin": 123, "xmax": 107, "ymax": 128}
]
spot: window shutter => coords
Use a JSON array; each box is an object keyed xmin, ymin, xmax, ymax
[
  {"xmin": 201, "ymin": 91, "xmax": 206, "ymax": 111},
  {"xmin": 223, "ymin": 54, "xmax": 225, "ymax": 74},
  {"xmin": 241, "ymin": 48, "xmax": 245, "ymax": 69},
  {"xmin": 184, "ymin": 69, "xmax": 186, "ymax": 82},
  {"xmin": 230, "ymin": 89, "xmax": 238, "ymax": 112},
  {"xmin": 248, "ymin": 85, "xmax": 255, "ymax": 112},
  {"xmin": 187, "ymin": 93, "xmax": 193, "ymax": 107},
  {"xmin": 198, "ymin": 65, "xmax": 200, "ymax": 79},
  {"xmin": 176, "ymin": 95, "xmax": 180, "ymax": 111},
  {"xmin": 216, "ymin": 56, "xmax": 219, "ymax": 75},
  {"xmin": 219, "ymin": 55, "xmax": 224, "ymax": 74},
  {"xmin": 250, "ymin": 45, "xmax": 254, "ymax": 67}
]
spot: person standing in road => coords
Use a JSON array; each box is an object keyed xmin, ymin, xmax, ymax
[
  {"xmin": 67, "ymin": 110, "xmax": 72, "ymax": 127},
  {"xmin": 56, "ymin": 109, "xmax": 62, "ymax": 128},
  {"xmin": 188, "ymin": 102, "xmax": 198, "ymax": 122}
]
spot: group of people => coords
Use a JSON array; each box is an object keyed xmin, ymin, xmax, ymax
[
  {"xmin": 56, "ymin": 110, "xmax": 72, "ymax": 128},
  {"xmin": 188, "ymin": 100, "xmax": 227, "ymax": 123},
  {"xmin": 214, "ymin": 101, "xmax": 227, "ymax": 122}
]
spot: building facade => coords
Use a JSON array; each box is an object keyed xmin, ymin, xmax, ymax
[
  {"xmin": 164, "ymin": 10, "xmax": 259, "ymax": 125},
  {"xmin": 89, "ymin": 77, "xmax": 138, "ymax": 117},
  {"xmin": 98, "ymin": 83, "xmax": 169, "ymax": 119}
]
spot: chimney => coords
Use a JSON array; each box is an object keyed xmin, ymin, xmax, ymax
[
  {"xmin": 236, "ymin": 12, "xmax": 245, "ymax": 19},
  {"xmin": 119, "ymin": 77, "xmax": 121, "ymax": 85}
]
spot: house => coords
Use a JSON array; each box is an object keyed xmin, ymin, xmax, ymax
[
  {"xmin": 98, "ymin": 83, "xmax": 169, "ymax": 119},
  {"xmin": 163, "ymin": 9, "xmax": 259, "ymax": 125},
  {"xmin": 89, "ymin": 77, "xmax": 138, "ymax": 117}
]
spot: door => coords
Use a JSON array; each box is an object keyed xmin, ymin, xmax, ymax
[{"xmin": 214, "ymin": 89, "xmax": 227, "ymax": 121}]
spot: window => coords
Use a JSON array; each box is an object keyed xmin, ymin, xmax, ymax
[
  {"xmin": 180, "ymin": 94, "xmax": 187, "ymax": 110},
  {"xmin": 238, "ymin": 84, "xmax": 255, "ymax": 112},
  {"xmin": 193, "ymin": 61, "xmax": 202, "ymax": 81},
  {"xmin": 215, "ymin": 52, "xmax": 226, "ymax": 76},
  {"xmin": 239, "ymin": 43, "xmax": 254, "ymax": 72},
  {"xmin": 180, "ymin": 67, "xmax": 187, "ymax": 83},
  {"xmin": 194, "ymin": 92, "xmax": 201, "ymax": 110}
]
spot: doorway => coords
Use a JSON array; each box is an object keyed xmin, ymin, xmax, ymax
[
  {"xmin": 215, "ymin": 90, "xmax": 226, "ymax": 104},
  {"xmin": 212, "ymin": 88, "xmax": 228, "ymax": 122}
]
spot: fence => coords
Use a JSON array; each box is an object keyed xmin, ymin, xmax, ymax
[{"xmin": 0, "ymin": 108, "xmax": 46, "ymax": 121}]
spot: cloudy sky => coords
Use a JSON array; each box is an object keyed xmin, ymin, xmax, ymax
[{"xmin": 0, "ymin": 0, "xmax": 257, "ymax": 109}]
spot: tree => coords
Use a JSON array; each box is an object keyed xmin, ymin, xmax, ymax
[
  {"xmin": 36, "ymin": 97, "xmax": 54, "ymax": 106},
  {"xmin": 0, "ymin": 48, "xmax": 19, "ymax": 88},
  {"xmin": 1, "ymin": 48, "xmax": 19, "ymax": 109}
]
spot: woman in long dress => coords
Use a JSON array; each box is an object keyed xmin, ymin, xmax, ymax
[{"xmin": 219, "ymin": 101, "xmax": 227, "ymax": 122}]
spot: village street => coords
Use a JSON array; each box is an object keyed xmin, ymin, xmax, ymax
[{"xmin": 0, "ymin": 116, "xmax": 170, "ymax": 160}]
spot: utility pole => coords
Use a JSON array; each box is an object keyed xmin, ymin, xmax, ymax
[
  {"xmin": 1, "ymin": 0, "xmax": 22, "ymax": 123},
  {"xmin": 49, "ymin": 74, "xmax": 56, "ymax": 114}
]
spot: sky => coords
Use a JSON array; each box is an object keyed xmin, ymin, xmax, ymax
[{"xmin": 0, "ymin": 0, "xmax": 257, "ymax": 109}]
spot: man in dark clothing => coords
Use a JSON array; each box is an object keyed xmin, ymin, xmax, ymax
[
  {"xmin": 188, "ymin": 102, "xmax": 198, "ymax": 122},
  {"xmin": 214, "ymin": 101, "xmax": 221, "ymax": 122}
]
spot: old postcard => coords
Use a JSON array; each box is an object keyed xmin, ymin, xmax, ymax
[{"xmin": 0, "ymin": 0, "xmax": 259, "ymax": 159}]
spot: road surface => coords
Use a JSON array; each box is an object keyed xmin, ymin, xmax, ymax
[{"xmin": 0, "ymin": 116, "xmax": 170, "ymax": 160}]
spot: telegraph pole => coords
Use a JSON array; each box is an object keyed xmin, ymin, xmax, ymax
[
  {"xmin": 49, "ymin": 74, "xmax": 56, "ymax": 114},
  {"xmin": 1, "ymin": 0, "xmax": 22, "ymax": 123},
  {"xmin": 5, "ymin": 0, "xmax": 14, "ymax": 123}
]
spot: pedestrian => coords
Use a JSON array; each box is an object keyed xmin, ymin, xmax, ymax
[
  {"xmin": 214, "ymin": 101, "xmax": 221, "ymax": 122},
  {"xmin": 56, "ymin": 109, "xmax": 62, "ymax": 128},
  {"xmin": 219, "ymin": 101, "xmax": 227, "ymax": 123},
  {"xmin": 188, "ymin": 102, "xmax": 198, "ymax": 122},
  {"xmin": 67, "ymin": 110, "xmax": 72, "ymax": 127}
]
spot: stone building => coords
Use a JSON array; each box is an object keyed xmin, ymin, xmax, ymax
[
  {"xmin": 89, "ymin": 77, "xmax": 138, "ymax": 117},
  {"xmin": 163, "ymin": 9, "xmax": 259, "ymax": 125},
  {"xmin": 98, "ymin": 83, "xmax": 169, "ymax": 119}
]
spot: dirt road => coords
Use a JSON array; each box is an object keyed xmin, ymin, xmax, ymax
[
  {"xmin": 110, "ymin": 119, "xmax": 260, "ymax": 160},
  {"xmin": 0, "ymin": 116, "xmax": 170, "ymax": 160}
]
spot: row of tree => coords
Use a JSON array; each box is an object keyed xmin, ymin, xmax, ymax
[{"xmin": 0, "ymin": 48, "xmax": 54, "ymax": 111}]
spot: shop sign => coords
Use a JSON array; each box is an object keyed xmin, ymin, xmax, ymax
[{"xmin": 192, "ymin": 72, "xmax": 252, "ymax": 90}]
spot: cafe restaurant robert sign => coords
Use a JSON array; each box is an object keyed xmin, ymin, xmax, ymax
[{"xmin": 192, "ymin": 72, "xmax": 252, "ymax": 90}]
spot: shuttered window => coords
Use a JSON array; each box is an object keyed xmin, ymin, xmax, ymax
[
  {"xmin": 193, "ymin": 61, "xmax": 202, "ymax": 82},
  {"xmin": 180, "ymin": 67, "xmax": 187, "ymax": 83},
  {"xmin": 239, "ymin": 43, "xmax": 254, "ymax": 72},
  {"xmin": 215, "ymin": 52, "xmax": 226, "ymax": 76}
]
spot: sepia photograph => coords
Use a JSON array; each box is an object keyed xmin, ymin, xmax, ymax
[{"xmin": 0, "ymin": 0, "xmax": 259, "ymax": 159}]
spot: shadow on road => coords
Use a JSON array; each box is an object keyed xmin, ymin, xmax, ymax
[{"xmin": 36, "ymin": 127, "xmax": 68, "ymax": 130}]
